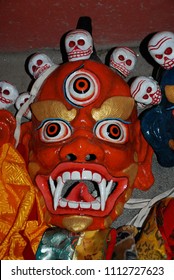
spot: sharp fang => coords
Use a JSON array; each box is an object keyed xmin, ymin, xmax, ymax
[
  {"xmin": 49, "ymin": 176, "xmax": 56, "ymax": 196},
  {"xmin": 105, "ymin": 180, "xmax": 114, "ymax": 200},
  {"xmin": 99, "ymin": 178, "xmax": 107, "ymax": 211},
  {"xmin": 53, "ymin": 176, "xmax": 63, "ymax": 210}
]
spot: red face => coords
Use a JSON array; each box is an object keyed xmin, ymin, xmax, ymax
[{"xmin": 19, "ymin": 60, "xmax": 154, "ymax": 232}]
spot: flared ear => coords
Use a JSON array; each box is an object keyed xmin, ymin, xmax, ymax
[
  {"xmin": 17, "ymin": 121, "xmax": 32, "ymax": 163},
  {"xmin": 0, "ymin": 110, "xmax": 16, "ymax": 147},
  {"xmin": 133, "ymin": 120, "xmax": 154, "ymax": 190}
]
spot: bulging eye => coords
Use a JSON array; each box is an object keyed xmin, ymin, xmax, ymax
[
  {"xmin": 94, "ymin": 119, "xmax": 128, "ymax": 143},
  {"xmin": 39, "ymin": 119, "xmax": 72, "ymax": 142},
  {"xmin": 64, "ymin": 69, "xmax": 100, "ymax": 107}
]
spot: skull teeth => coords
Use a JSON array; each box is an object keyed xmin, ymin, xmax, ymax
[{"xmin": 48, "ymin": 170, "xmax": 115, "ymax": 211}]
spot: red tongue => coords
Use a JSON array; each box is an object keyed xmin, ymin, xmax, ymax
[{"xmin": 66, "ymin": 182, "xmax": 95, "ymax": 202}]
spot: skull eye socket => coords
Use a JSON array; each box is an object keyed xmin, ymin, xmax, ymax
[
  {"xmin": 37, "ymin": 59, "xmax": 43, "ymax": 66},
  {"xmin": 164, "ymin": 47, "xmax": 172, "ymax": 55},
  {"xmin": 146, "ymin": 86, "xmax": 152, "ymax": 93},
  {"xmin": 32, "ymin": 65, "xmax": 37, "ymax": 72},
  {"xmin": 78, "ymin": 39, "xmax": 85, "ymax": 46},
  {"xmin": 3, "ymin": 89, "xmax": 10, "ymax": 95},
  {"xmin": 126, "ymin": 59, "xmax": 132, "ymax": 66},
  {"xmin": 118, "ymin": 55, "xmax": 125, "ymax": 61},
  {"xmin": 155, "ymin": 54, "xmax": 163, "ymax": 59},
  {"xmin": 94, "ymin": 119, "xmax": 128, "ymax": 144},
  {"xmin": 64, "ymin": 69, "xmax": 100, "ymax": 107},
  {"xmin": 39, "ymin": 119, "xmax": 72, "ymax": 143},
  {"xmin": 69, "ymin": 41, "xmax": 75, "ymax": 48},
  {"xmin": 143, "ymin": 94, "xmax": 149, "ymax": 100}
]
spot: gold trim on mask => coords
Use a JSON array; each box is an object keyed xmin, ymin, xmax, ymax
[
  {"xmin": 165, "ymin": 85, "xmax": 174, "ymax": 103},
  {"xmin": 91, "ymin": 96, "xmax": 135, "ymax": 121},
  {"xmin": 31, "ymin": 100, "xmax": 77, "ymax": 121},
  {"xmin": 62, "ymin": 216, "xmax": 93, "ymax": 232}
]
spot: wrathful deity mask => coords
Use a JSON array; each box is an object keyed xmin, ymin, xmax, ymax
[{"xmin": 18, "ymin": 60, "xmax": 154, "ymax": 233}]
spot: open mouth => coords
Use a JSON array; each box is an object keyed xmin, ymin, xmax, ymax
[{"xmin": 36, "ymin": 162, "xmax": 128, "ymax": 216}]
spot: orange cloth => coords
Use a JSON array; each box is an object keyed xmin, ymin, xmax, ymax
[{"xmin": 0, "ymin": 143, "xmax": 47, "ymax": 259}]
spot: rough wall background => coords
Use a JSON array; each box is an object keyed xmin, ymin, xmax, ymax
[{"xmin": 0, "ymin": 0, "xmax": 174, "ymax": 52}]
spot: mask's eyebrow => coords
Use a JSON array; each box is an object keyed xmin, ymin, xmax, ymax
[
  {"xmin": 91, "ymin": 96, "xmax": 135, "ymax": 121},
  {"xmin": 31, "ymin": 100, "xmax": 77, "ymax": 122}
]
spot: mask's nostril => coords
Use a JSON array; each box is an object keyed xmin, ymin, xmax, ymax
[
  {"xmin": 66, "ymin": 153, "xmax": 77, "ymax": 161},
  {"xmin": 86, "ymin": 154, "xmax": 97, "ymax": 161}
]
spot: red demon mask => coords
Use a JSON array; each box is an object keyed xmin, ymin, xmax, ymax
[{"xmin": 19, "ymin": 60, "xmax": 154, "ymax": 232}]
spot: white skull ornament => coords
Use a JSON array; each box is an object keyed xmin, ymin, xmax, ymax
[
  {"xmin": 148, "ymin": 31, "xmax": 174, "ymax": 70},
  {"xmin": 0, "ymin": 81, "xmax": 19, "ymax": 109},
  {"xmin": 15, "ymin": 92, "xmax": 32, "ymax": 119},
  {"xmin": 110, "ymin": 47, "xmax": 137, "ymax": 77},
  {"xmin": 65, "ymin": 29, "xmax": 93, "ymax": 62},
  {"xmin": 130, "ymin": 76, "xmax": 162, "ymax": 108},
  {"xmin": 28, "ymin": 53, "xmax": 56, "ymax": 79}
]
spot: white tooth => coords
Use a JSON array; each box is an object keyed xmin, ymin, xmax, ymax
[
  {"xmin": 99, "ymin": 178, "xmax": 107, "ymax": 211},
  {"xmin": 71, "ymin": 171, "xmax": 81, "ymax": 180},
  {"xmin": 60, "ymin": 199, "xmax": 68, "ymax": 207},
  {"xmin": 62, "ymin": 172, "xmax": 70, "ymax": 182},
  {"xmin": 92, "ymin": 173, "xmax": 101, "ymax": 183},
  {"xmin": 53, "ymin": 176, "xmax": 64, "ymax": 210},
  {"xmin": 82, "ymin": 170, "xmax": 92, "ymax": 180},
  {"xmin": 91, "ymin": 200, "xmax": 100, "ymax": 210},
  {"xmin": 49, "ymin": 176, "xmax": 56, "ymax": 196},
  {"xmin": 105, "ymin": 180, "xmax": 114, "ymax": 199},
  {"xmin": 68, "ymin": 201, "xmax": 79, "ymax": 209},
  {"xmin": 80, "ymin": 202, "xmax": 91, "ymax": 209}
]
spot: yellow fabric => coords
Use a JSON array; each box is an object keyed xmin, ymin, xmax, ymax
[
  {"xmin": 136, "ymin": 202, "xmax": 167, "ymax": 260},
  {"xmin": 0, "ymin": 143, "xmax": 47, "ymax": 259},
  {"xmin": 73, "ymin": 229, "xmax": 110, "ymax": 260}
]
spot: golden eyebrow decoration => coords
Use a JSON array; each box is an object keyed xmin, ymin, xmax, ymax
[
  {"xmin": 31, "ymin": 100, "xmax": 77, "ymax": 121},
  {"xmin": 91, "ymin": 96, "xmax": 135, "ymax": 121}
]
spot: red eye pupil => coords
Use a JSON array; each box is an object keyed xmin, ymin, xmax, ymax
[
  {"xmin": 107, "ymin": 124, "xmax": 121, "ymax": 139},
  {"xmin": 126, "ymin": 59, "xmax": 132, "ymax": 66},
  {"xmin": 118, "ymin": 55, "xmax": 124, "ymax": 61},
  {"xmin": 155, "ymin": 54, "xmax": 163, "ymax": 59},
  {"xmin": 146, "ymin": 87, "xmax": 152, "ymax": 93},
  {"xmin": 32, "ymin": 65, "xmax": 37, "ymax": 72},
  {"xmin": 3, "ymin": 89, "xmax": 10, "ymax": 95},
  {"xmin": 46, "ymin": 123, "xmax": 60, "ymax": 137},
  {"xmin": 37, "ymin": 59, "xmax": 43, "ymax": 66},
  {"xmin": 78, "ymin": 39, "xmax": 85, "ymax": 46},
  {"xmin": 143, "ymin": 94, "xmax": 149, "ymax": 100},
  {"xmin": 164, "ymin": 47, "xmax": 172, "ymax": 55},
  {"xmin": 69, "ymin": 41, "xmax": 75, "ymax": 48}
]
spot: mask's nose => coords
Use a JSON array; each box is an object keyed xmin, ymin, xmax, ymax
[{"xmin": 59, "ymin": 136, "xmax": 105, "ymax": 162}]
